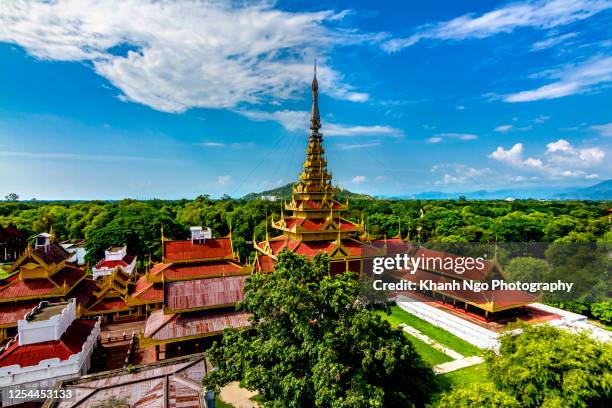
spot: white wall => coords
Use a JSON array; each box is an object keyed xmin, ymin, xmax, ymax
[
  {"xmin": 0, "ymin": 318, "xmax": 100, "ymax": 390},
  {"xmin": 395, "ymin": 295, "xmax": 500, "ymax": 350},
  {"xmin": 105, "ymin": 246, "xmax": 127, "ymax": 261},
  {"xmin": 18, "ymin": 300, "xmax": 77, "ymax": 346}
]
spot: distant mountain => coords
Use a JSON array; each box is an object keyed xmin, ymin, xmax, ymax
[
  {"xmin": 557, "ymin": 179, "xmax": 612, "ymax": 200},
  {"xmin": 386, "ymin": 179, "xmax": 612, "ymax": 200},
  {"xmin": 242, "ymin": 183, "xmax": 373, "ymax": 201},
  {"xmin": 243, "ymin": 180, "xmax": 612, "ymax": 201}
]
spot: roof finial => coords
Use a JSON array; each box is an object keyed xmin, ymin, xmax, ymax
[{"xmin": 310, "ymin": 58, "xmax": 320, "ymax": 133}]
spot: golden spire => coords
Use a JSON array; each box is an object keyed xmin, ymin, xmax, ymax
[
  {"xmin": 160, "ymin": 224, "xmax": 165, "ymax": 259},
  {"xmin": 310, "ymin": 58, "xmax": 320, "ymax": 133}
]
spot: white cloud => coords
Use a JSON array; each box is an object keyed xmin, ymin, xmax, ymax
[
  {"xmin": 427, "ymin": 137, "xmax": 443, "ymax": 143},
  {"xmin": 352, "ymin": 175, "xmax": 366, "ymax": 184},
  {"xmin": 431, "ymin": 164, "xmax": 493, "ymax": 185},
  {"xmin": 591, "ymin": 122, "xmax": 612, "ymax": 137},
  {"xmin": 504, "ymin": 55, "xmax": 612, "ymax": 102},
  {"xmin": 0, "ymin": 0, "xmax": 373, "ymax": 112},
  {"xmin": 456, "ymin": 105, "xmax": 465, "ymax": 110},
  {"xmin": 382, "ymin": 0, "xmax": 610, "ymax": 52},
  {"xmin": 435, "ymin": 133, "xmax": 478, "ymax": 141},
  {"xmin": 196, "ymin": 141, "xmax": 255, "ymax": 149},
  {"xmin": 238, "ymin": 109, "xmax": 403, "ymax": 137},
  {"xmin": 0, "ymin": 149, "xmax": 176, "ymax": 164},
  {"xmin": 533, "ymin": 115, "xmax": 551, "ymax": 123},
  {"xmin": 489, "ymin": 139, "xmax": 605, "ymax": 179},
  {"xmin": 335, "ymin": 141, "xmax": 381, "ymax": 150},
  {"xmin": 237, "ymin": 109, "xmax": 309, "ymax": 132},
  {"xmin": 546, "ymin": 139, "xmax": 573, "ymax": 153},
  {"xmin": 490, "ymin": 143, "xmax": 530, "ymax": 165},
  {"xmin": 217, "ymin": 175, "xmax": 231, "ymax": 186},
  {"xmin": 325, "ymin": 124, "xmax": 403, "ymax": 137},
  {"xmin": 546, "ymin": 139, "xmax": 605, "ymax": 164},
  {"xmin": 530, "ymin": 32, "xmax": 578, "ymax": 51},
  {"xmin": 494, "ymin": 125, "xmax": 513, "ymax": 132}
]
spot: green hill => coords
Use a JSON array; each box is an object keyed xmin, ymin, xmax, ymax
[{"xmin": 242, "ymin": 183, "xmax": 373, "ymax": 201}]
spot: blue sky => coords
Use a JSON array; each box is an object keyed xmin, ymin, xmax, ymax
[{"xmin": 0, "ymin": 0, "xmax": 611, "ymax": 199}]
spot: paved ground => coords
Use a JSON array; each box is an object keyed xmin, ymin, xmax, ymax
[
  {"xmin": 220, "ymin": 382, "xmax": 260, "ymax": 408},
  {"xmin": 433, "ymin": 356, "xmax": 484, "ymax": 374},
  {"xmin": 100, "ymin": 319, "xmax": 145, "ymax": 342}
]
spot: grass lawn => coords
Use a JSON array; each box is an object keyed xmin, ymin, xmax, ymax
[
  {"xmin": 377, "ymin": 306, "xmax": 481, "ymax": 357},
  {"xmin": 404, "ymin": 333, "xmax": 453, "ymax": 366},
  {"xmin": 436, "ymin": 363, "xmax": 490, "ymax": 391}
]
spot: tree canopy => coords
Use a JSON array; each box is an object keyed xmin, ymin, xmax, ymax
[
  {"xmin": 203, "ymin": 250, "xmax": 436, "ymax": 407},
  {"xmin": 485, "ymin": 324, "xmax": 612, "ymax": 408}
]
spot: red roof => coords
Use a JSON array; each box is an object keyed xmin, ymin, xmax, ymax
[
  {"xmin": 93, "ymin": 254, "xmax": 135, "ymax": 270},
  {"xmin": 255, "ymin": 255, "xmax": 276, "ymax": 273},
  {"xmin": 163, "ymin": 238, "xmax": 233, "ymax": 261},
  {"xmin": 0, "ymin": 265, "xmax": 86, "ymax": 301},
  {"xmin": 50, "ymin": 265, "xmax": 86, "ymax": 287},
  {"xmin": 371, "ymin": 238, "xmax": 413, "ymax": 255},
  {"xmin": 414, "ymin": 247, "xmax": 493, "ymax": 281},
  {"xmin": 0, "ymin": 319, "xmax": 97, "ymax": 368},
  {"xmin": 399, "ymin": 269, "xmax": 537, "ymax": 309},
  {"xmin": 89, "ymin": 299, "xmax": 129, "ymax": 312},
  {"xmin": 151, "ymin": 260, "xmax": 243, "ymax": 280},
  {"xmin": 144, "ymin": 310, "xmax": 250, "ymax": 341},
  {"xmin": 130, "ymin": 276, "xmax": 163, "ymax": 303},
  {"xmin": 165, "ymin": 275, "xmax": 246, "ymax": 311},
  {"xmin": 0, "ymin": 301, "xmax": 40, "ymax": 327},
  {"xmin": 68, "ymin": 278, "xmax": 100, "ymax": 309},
  {"xmin": 280, "ymin": 217, "xmax": 360, "ymax": 232}
]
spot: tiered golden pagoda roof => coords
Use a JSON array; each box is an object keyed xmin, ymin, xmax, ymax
[{"xmin": 254, "ymin": 64, "xmax": 411, "ymax": 269}]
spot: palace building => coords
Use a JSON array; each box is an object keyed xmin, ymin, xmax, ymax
[
  {"xmin": 394, "ymin": 247, "xmax": 538, "ymax": 321},
  {"xmin": 254, "ymin": 66, "xmax": 411, "ymax": 274},
  {"xmin": 0, "ymin": 233, "xmax": 88, "ymax": 342},
  {"xmin": 0, "ymin": 224, "xmax": 27, "ymax": 263},
  {"xmin": 137, "ymin": 227, "xmax": 251, "ymax": 361}
]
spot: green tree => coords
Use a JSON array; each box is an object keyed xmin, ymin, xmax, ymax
[
  {"xmin": 85, "ymin": 201, "xmax": 180, "ymax": 264},
  {"xmin": 505, "ymin": 257, "xmax": 550, "ymax": 283},
  {"xmin": 591, "ymin": 302, "xmax": 612, "ymax": 324},
  {"xmin": 203, "ymin": 251, "xmax": 435, "ymax": 407},
  {"xmin": 434, "ymin": 383, "xmax": 519, "ymax": 408},
  {"xmin": 485, "ymin": 324, "xmax": 612, "ymax": 408}
]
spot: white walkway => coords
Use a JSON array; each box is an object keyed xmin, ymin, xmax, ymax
[
  {"xmin": 433, "ymin": 356, "xmax": 484, "ymax": 375},
  {"xmin": 399, "ymin": 324, "xmax": 464, "ymax": 360},
  {"xmin": 397, "ymin": 322, "xmax": 482, "ymax": 375}
]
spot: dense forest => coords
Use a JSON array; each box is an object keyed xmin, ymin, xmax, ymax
[
  {"xmin": 1, "ymin": 196, "xmax": 611, "ymax": 323},
  {"xmin": 1, "ymin": 196, "xmax": 609, "ymax": 262}
]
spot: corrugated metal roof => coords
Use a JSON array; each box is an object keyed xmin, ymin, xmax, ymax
[
  {"xmin": 145, "ymin": 310, "xmax": 250, "ymax": 341},
  {"xmin": 165, "ymin": 275, "xmax": 246, "ymax": 311},
  {"xmin": 51, "ymin": 355, "xmax": 208, "ymax": 408},
  {"xmin": 164, "ymin": 238, "xmax": 233, "ymax": 261}
]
